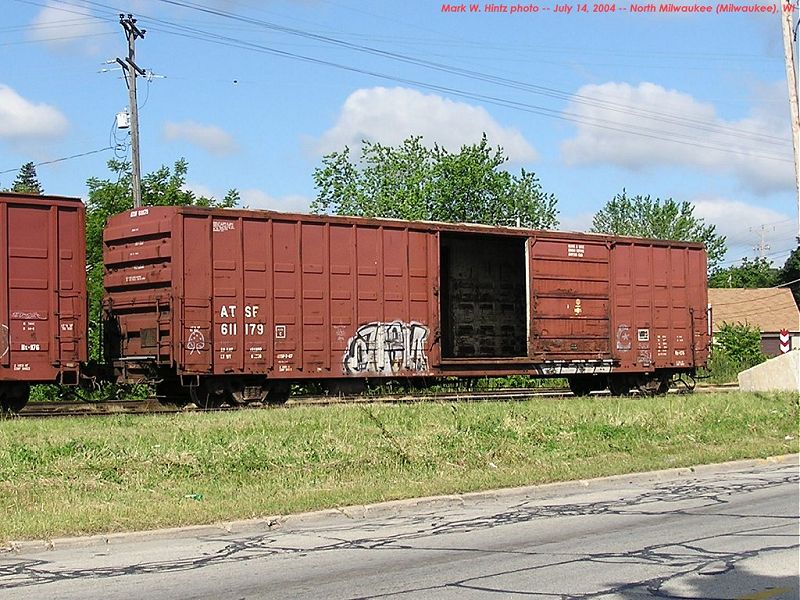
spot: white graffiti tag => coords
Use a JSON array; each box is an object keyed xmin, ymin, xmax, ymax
[
  {"xmin": 187, "ymin": 326, "xmax": 206, "ymax": 355},
  {"xmin": 0, "ymin": 324, "xmax": 8, "ymax": 359},
  {"xmin": 343, "ymin": 321, "xmax": 429, "ymax": 375}
]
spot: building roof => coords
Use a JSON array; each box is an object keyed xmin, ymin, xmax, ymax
[{"xmin": 708, "ymin": 288, "xmax": 800, "ymax": 334}]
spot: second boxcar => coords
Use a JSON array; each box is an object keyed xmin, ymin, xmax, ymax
[
  {"xmin": 102, "ymin": 206, "xmax": 709, "ymax": 405},
  {"xmin": 0, "ymin": 192, "xmax": 87, "ymax": 410}
]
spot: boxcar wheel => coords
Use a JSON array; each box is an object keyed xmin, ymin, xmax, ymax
[
  {"xmin": 568, "ymin": 376, "xmax": 593, "ymax": 397},
  {"xmin": 155, "ymin": 379, "xmax": 189, "ymax": 406},
  {"xmin": 1, "ymin": 383, "xmax": 30, "ymax": 413},
  {"xmin": 635, "ymin": 374, "xmax": 671, "ymax": 396},
  {"xmin": 266, "ymin": 382, "xmax": 291, "ymax": 405},
  {"xmin": 608, "ymin": 375, "xmax": 631, "ymax": 397},
  {"xmin": 189, "ymin": 379, "xmax": 231, "ymax": 409}
]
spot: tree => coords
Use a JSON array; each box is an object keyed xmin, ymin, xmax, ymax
[
  {"xmin": 311, "ymin": 135, "xmax": 559, "ymax": 229},
  {"xmin": 708, "ymin": 257, "xmax": 778, "ymax": 289},
  {"xmin": 10, "ymin": 162, "xmax": 43, "ymax": 194},
  {"xmin": 590, "ymin": 190, "xmax": 726, "ymax": 270},
  {"xmin": 777, "ymin": 245, "xmax": 800, "ymax": 305},
  {"xmin": 714, "ymin": 322, "xmax": 766, "ymax": 367},
  {"xmin": 85, "ymin": 158, "xmax": 239, "ymax": 358}
]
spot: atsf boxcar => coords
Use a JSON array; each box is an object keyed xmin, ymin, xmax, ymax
[
  {"xmin": 103, "ymin": 206, "xmax": 708, "ymax": 405},
  {"xmin": 0, "ymin": 192, "xmax": 87, "ymax": 410}
]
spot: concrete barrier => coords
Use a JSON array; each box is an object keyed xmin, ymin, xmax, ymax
[{"xmin": 738, "ymin": 350, "xmax": 800, "ymax": 393}]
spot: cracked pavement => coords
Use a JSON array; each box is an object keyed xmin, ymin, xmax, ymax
[{"xmin": 1, "ymin": 456, "xmax": 797, "ymax": 599}]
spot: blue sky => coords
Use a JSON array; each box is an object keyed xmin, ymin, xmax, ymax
[{"xmin": 2, "ymin": 0, "xmax": 799, "ymax": 269}]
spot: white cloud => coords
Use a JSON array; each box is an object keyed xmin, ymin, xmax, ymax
[
  {"xmin": 0, "ymin": 85, "xmax": 69, "ymax": 142},
  {"xmin": 558, "ymin": 212, "xmax": 594, "ymax": 233},
  {"xmin": 181, "ymin": 185, "xmax": 312, "ymax": 213},
  {"xmin": 182, "ymin": 183, "xmax": 216, "ymax": 200},
  {"xmin": 27, "ymin": 2, "xmax": 109, "ymax": 54},
  {"xmin": 314, "ymin": 87, "xmax": 537, "ymax": 162},
  {"xmin": 561, "ymin": 82, "xmax": 793, "ymax": 193},
  {"xmin": 691, "ymin": 197, "xmax": 794, "ymax": 249},
  {"xmin": 163, "ymin": 121, "xmax": 239, "ymax": 156},
  {"xmin": 239, "ymin": 189, "xmax": 313, "ymax": 213}
]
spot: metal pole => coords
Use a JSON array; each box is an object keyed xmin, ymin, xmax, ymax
[
  {"xmin": 796, "ymin": 1, "xmax": 800, "ymax": 244},
  {"xmin": 118, "ymin": 14, "xmax": 146, "ymax": 209}
]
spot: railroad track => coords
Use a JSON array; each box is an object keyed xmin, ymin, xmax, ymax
[{"xmin": 7, "ymin": 383, "xmax": 740, "ymax": 419}]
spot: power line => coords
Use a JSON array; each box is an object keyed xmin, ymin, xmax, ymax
[
  {"xmin": 152, "ymin": 0, "xmax": 789, "ymax": 147},
  {"xmin": 34, "ymin": 0, "xmax": 793, "ymax": 159},
  {"xmin": 0, "ymin": 146, "xmax": 114, "ymax": 176},
  {"xmin": 124, "ymin": 18, "xmax": 791, "ymax": 162}
]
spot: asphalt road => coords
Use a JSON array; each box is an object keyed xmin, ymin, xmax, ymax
[{"xmin": 1, "ymin": 456, "xmax": 797, "ymax": 600}]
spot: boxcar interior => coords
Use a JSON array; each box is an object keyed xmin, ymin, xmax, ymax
[{"xmin": 439, "ymin": 233, "xmax": 527, "ymax": 359}]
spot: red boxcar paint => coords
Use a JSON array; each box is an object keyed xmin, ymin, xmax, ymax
[
  {"xmin": 609, "ymin": 241, "xmax": 709, "ymax": 373},
  {"xmin": 103, "ymin": 206, "xmax": 708, "ymax": 383},
  {"xmin": 0, "ymin": 193, "xmax": 87, "ymax": 383},
  {"xmin": 103, "ymin": 206, "xmax": 439, "ymax": 379}
]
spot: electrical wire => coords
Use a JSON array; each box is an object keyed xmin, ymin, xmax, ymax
[
  {"xmin": 29, "ymin": 0, "xmax": 793, "ymax": 159},
  {"xmin": 0, "ymin": 147, "xmax": 114, "ymax": 176},
  {"xmin": 150, "ymin": 0, "xmax": 790, "ymax": 147}
]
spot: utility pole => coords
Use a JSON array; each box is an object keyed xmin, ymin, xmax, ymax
[
  {"xmin": 750, "ymin": 225, "xmax": 773, "ymax": 259},
  {"xmin": 781, "ymin": 2, "xmax": 800, "ymax": 243},
  {"xmin": 117, "ymin": 14, "xmax": 146, "ymax": 209}
]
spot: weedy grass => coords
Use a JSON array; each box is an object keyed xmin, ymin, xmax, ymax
[{"xmin": 0, "ymin": 391, "xmax": 797, "ymax": 542}]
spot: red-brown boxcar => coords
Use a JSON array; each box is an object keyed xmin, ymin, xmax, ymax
[
  {"xmin": 0, "ymin": 192, "xmax": 87, "ymax": 410},
  {"xmin": 102, "ymin": 206, "xmax": 708, "ymax": 405}
]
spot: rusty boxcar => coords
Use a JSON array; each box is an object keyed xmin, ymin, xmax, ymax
[
  {"xmin": 102, "ymin": 206, "xmax": 709, "ymax": 405},
  {"xmin": 0, "ymin": 192, "xmax": 87, "ymax": 411}
]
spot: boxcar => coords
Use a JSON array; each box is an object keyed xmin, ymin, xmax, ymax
[
  {"xmin": 102, "ymin": 206, "xmax": 709, "ymax": 405},
  {"xmin": 0, "ymin": 192, "xmax": 87, "ymax": 410}
]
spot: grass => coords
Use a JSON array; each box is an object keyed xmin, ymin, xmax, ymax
[
  {"xmin": 698, "ymin": 353, "xmax": 766, "ymax": 385},
  {"xmin": 0, "ymin": 391, "xmax": 797, "ymax": 543}
]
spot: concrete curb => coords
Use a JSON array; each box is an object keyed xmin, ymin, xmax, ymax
[{"xmin": 3, "ymin": 453, "xmax": 797, "ymax": 555}]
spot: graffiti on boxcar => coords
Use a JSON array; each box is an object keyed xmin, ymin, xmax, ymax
[
  {"xmin": 616, "ymin": 324, "xmax": 631, "ymax": 351},
  {"xmin": 343, "ymin": 321, "xmax": 429, "ymax": 375},
  {"xmin": 187, "ymin": 326, "xmax": 206, "ymax": 355},
  {"xmin": 0, "ymin": 324, "xmax": 8, "ymax": 359}
]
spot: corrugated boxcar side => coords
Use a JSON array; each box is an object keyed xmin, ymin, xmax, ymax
[
  {"xmin": 528, "ymin": 235, "xmax": 612, "ymax": 360},
  {"xmin": 527, "ymin": 234, "xmax": 708, "ymax": 373},
  {"xmin": 103, "ymin": 207, "xmax": 174, "ymax": 365},
  {"xmin": 0, "ymin": 193, "xmax": 87, "ymax": 382},
  {"xmin": 176, "ymin": 212, "xmax": 439, "ymax": 378},
  {"xmin": 105, "ymin": 207, "xmax": 440, "ymax": 379},
  {"xmin": 610, "ymin": 241, "xmax": 709, "ymax": 371}
]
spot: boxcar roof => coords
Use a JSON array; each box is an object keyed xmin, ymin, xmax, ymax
[{"xmin": 114, "ymin": 204, "xmax": 707, "ymax": 251}]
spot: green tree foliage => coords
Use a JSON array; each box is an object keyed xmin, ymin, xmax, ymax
[
  {"xmin": 705, "ymin": 321, "xmax": 767, "ymax": 383},
  {"xmin": 311, "ymin": 136, "xmax": 559, "ymax": 229},
  {"xmin": 714, "ymin": 322, "xmax": 766, "ymax": 366},
  {"xmin": 85, "ymin": 158, "xmax": 239, "ymax": 358},
  {"xmin": 9, "ymin": 162, "xmax": 43, "ymax": 194},
  {"xmin": 708, "ymin": 257, "xmax": 778, "ymax": 289},
  {"xmin": 778, "ymin": 245, "xmax": 800, "ymax": 305},
  {"xmin": 590, "ymin": 190, "xmax": 726, "ymax": 270}
]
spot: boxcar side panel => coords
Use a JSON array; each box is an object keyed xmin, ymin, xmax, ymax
[
  {"xmin": 271, "ymin": 219, "xmax": 300, "ymax": 374},
  {"xmin": 172, "ymin": 214, "xmax": 440, "ymax": 379},
  {"xmin": 529, "ymin": 236, "xmax": 611, "ymax": 359},
  {"xmin": 330, "ymin": 222, "xmax": 437, "ymax": 378},
  {"xmin": 242, "ymin": 218, "xmax": 271, "ymax": 373},
  {"xmin": 179, "ymin": 213, "xmax": 213, "ymax": 373},
  {"xmin": 610, "ymin": 242, "xmax": 709, "ymax": 372},
  {"xmin": 0, "ymin": 195, "xmax": 86, "ymax": 383}
]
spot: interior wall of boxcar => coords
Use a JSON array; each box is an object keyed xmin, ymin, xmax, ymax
[{"xmin": 439, "ymin": 233, "xmax": 528, "ymax": 359}]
